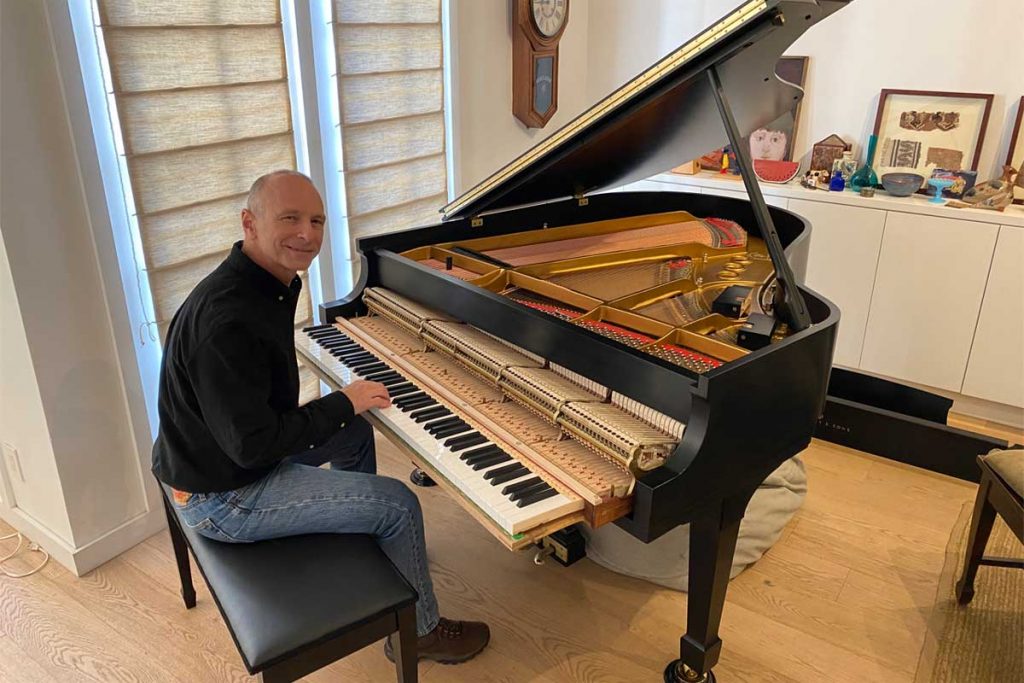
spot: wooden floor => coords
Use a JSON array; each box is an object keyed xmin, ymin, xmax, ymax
[{"xmin": 0, "ymin": 431, "xmax": 1007, "ymax": 682}]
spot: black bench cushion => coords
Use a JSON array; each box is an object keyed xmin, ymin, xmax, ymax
[{"xmin": 162, "ymin": 486, "xmax": 418, "ymax": 672}]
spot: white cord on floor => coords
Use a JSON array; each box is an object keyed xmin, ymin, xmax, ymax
[{"xmin": 0, "ymin": 531, "xmax": 49, "ymax": 578}]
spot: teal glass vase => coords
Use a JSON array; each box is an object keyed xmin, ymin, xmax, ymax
[{"xmin": 849, "ymin": 134, "xmax": 879, "ymax": 192}]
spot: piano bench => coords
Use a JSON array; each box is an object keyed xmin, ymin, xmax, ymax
[{"xmin": 157, "ymin": 484, "xmax": 419, "ymax": 682}]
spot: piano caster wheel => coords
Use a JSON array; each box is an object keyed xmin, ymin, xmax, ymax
[
  {"xmin": 409, "ymin": 468, "xmax": 437, "ymax": 487},
  {"xmin": 664, "ymin": 661, "xmax": 716, "ymax": 683}
]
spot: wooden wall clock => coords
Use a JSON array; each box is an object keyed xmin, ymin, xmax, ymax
[{"xmin": 513, "ymin": 0, "xmax": 569, "ymax": 128}]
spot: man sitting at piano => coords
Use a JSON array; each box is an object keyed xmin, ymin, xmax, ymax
[{"xmin": 151, "ymin": 169, "xmax": 490, "ymax": 664}]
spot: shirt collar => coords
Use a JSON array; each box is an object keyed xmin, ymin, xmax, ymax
[{"xmin": 225, "ymin": 241, "xmax": 302, "ymax": 302}]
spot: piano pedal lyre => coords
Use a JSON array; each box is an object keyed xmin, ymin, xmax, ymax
[{"xmin": 533, "ymin": 525, "xmax": 586, "ymax": 567}]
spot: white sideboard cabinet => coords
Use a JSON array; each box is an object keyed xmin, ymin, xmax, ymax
[
  {"xmin": 789, "ymin": 199, "xmax": 885, "ymax": 368},
  {"xmin": 859, "ymin": 213, "xmax": 998, "ymax": 392},
  {"xmin": 961, "ymin": 226, "xmax": 1024, "ymax": 407}
]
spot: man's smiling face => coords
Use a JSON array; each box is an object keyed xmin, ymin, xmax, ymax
[{"xmin": 241, "ymin": 173, "xmax": 326, "ymax": 285}]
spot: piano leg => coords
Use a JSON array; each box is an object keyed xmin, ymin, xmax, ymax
[{"xmin": 664, "ymin": 491, "xmax": 754, "ymax": 683}]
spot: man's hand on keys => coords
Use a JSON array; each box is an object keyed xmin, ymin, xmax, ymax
[{"xmin": 342, "ymin": 380, "xmax": 392, "ymax": 414}]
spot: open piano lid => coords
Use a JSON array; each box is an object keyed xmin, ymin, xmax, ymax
[{"xmin": 442, "ymin": 0, "xmax": 851, "ymax": 222}]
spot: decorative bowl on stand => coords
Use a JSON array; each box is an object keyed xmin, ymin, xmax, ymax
[
  {"xmin": 927, "ymin": 177, "xmax": 956, "ymax": 204},
  {"xmin": 880, "ymin": 172, "xmax": 926, "ymax": 197}
]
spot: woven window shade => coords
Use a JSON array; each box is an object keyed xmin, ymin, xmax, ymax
[
  {"xmin": 334, "ymin": 0, "xmax": 447, "ymax": 245},
  {"xmin": 97, "ymin": 0, "xmax": 319, "ymax": 403}
]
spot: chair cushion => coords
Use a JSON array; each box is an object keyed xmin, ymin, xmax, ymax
[
  {"xmin": 984, "ymin": 448, "xmax": 1024, "ymax": 498},
  {"xmin": 162, "ymin": 487, "xmax": 417, "ymax": 672}
]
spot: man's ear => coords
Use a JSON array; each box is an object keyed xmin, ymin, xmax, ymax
[{"xmin": 241, "ymin": 208, "xmax": 257, "ymax": 239}]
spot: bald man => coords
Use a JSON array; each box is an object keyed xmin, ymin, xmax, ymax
[{"xmin": 152, "ymin": 170, "xmax": 490, "ymax": 664}]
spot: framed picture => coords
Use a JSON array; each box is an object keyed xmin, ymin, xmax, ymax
[
  {"xmin": 696, "ymin": 56, "xmax": 809, "ymax": 170},
  {"xmin": 745, "ymin": 56, "xmax": 809, "ymax": 162},
  {"xmin": 1006, "ymin": 96, "xmax": 1024, "ymax": 204},
  {"xmin": 872, "ymin": 89, "xmax": 993, "ymax": 177},
  {"xmin": 809, "ymin": 134, "xmax": 850, "ymax": 174}
]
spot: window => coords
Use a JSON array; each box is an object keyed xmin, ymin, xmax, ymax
[{"xmin": 71, "ymin": 0, "xmax": 452, "ymax": 424}]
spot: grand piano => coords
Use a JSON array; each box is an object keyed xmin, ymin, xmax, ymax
[{"xmin": 299, "ymin": 1, "xmax": 849, "ymax": 680}]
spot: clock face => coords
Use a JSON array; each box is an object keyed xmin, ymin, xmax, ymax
[{"xmin": 531, "ymin": 0, "xmax": 567, "ymax": 38}]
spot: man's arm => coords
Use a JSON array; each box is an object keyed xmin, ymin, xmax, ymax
[{"xmin": 188, "ymin": 323, "xmax": 354, "ymax": 469}]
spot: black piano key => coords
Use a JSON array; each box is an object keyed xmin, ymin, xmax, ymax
[
  {"xmin": 471, "ymin": 453, "xmax": 512, "ymax": 470},
  {"xmin": 380, "ymin": 376, "xmax": 408, "ymax": 387},
  {"xmin": 516, "ymin": 487, "xmax": 559, "ymax": 508},
  {"xmin": 398, "ymin": 396, "xmax": 435, "ymax": 412},
  {"xmin": 425, "ymin": 416, "xmax": 462, "ymax": 431},
  {"xmin": 385, "ymin": 382, "xmax": 415, "ymax": 395},
  {"xmin": 323, "ymin": 344, "xmax": 359, "ymax": 354},
  {"xmin": 487, "ymin": 465, "xmax": 531, "ymax": 485},
  {"xmin": 338, "ymin": 354, "xmax": 375, "ymax": 366},
  {"xmin": 464, "ymin": 446, "xmax": 504, "ymax": 464},
  {"xmin": 330, "ymin": 343, "xmax": 366, "ymax": 353},
  {"xmin": 354, "ymin": 360, "xmax": 389, "ymax": 370},
  {"xmin": 393, "ymin": 391, "xmax": 428, "ymax": 405},
  {"xmin": 329, "ymin": 346, "xmax": 367, "ymax": 357},
  {"xmin": 343, "ymin": 354, "xmax": 380, "ymax": 365},
  {"xmin": 483, "ymin": 462, "xmax": 526, "ymax": 481},
  {"xmin": 303, "ymin": 324, "xmax": 335, "ymax": 333},
  {"xmin": 432, "ymin": 423, "xmax": 471, "ymax": 438},
  {"xmin": 461, "ymin": 444, "xmax": 502, "ymax": 461},
  {"xmin": 508, "ymin": 481, "xmax": 550, "ymax": 503},
  {"xmin": 410, "ymin": 406, "xmax": 449, "ymax": 422},
  {"xmin": 502, "ymin": 476, "xmax": 542, "ymax": 496},
  {"xmin": 364, "ymin": 370, "xmax": 400, "ymax": 382},
  {"xmin": 392, "ymin": 389, "xmax": 426, "ymax": 402},
  {"xmin": 444, "ymin": 433, "xmax": 487, "ymax": 450}
]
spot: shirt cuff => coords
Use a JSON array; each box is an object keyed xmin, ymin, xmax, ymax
[{"xmin": 317, "ymin": 390, "xmax": 355, "ymax": 430}]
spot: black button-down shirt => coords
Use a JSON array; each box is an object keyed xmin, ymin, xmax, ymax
[{"xmin": 152, "ymin": 242, "xmax": 353, "ymax": 492}]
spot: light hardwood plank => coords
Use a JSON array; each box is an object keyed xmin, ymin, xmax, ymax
[{"xmin": 0, "ymin": 438, "xmax": 981, "ymax": 682}]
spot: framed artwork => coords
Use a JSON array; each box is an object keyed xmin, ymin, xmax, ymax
[
  {"xmin": 809, "ymin": 134, "xmax": 850, "ymax": 174},
  {"xmin": 872, "ymin": 89, "xmax": 993, "ymax": 177},
  {"xmin": 745, "ymin": 56, "xmax": 809, "ymax": 162},
  {"xmin": 1006, "ymin": 96, "xmax": 1024, "ymax": 204},
  {"xmin": 697, "ymin": 56, "xmax": 809, "ymax": 171}
]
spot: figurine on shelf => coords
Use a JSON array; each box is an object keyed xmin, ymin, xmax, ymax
[
  {"xmin": 947, "ymin": 165, "xmax": 1018, "ymax": 211},
  {"xmin": 800, "ymin": 170, "xmax": 819, "ymax": 189},
  {"xmin": 832, "ymin": 151, "xmax": 857, "ymax": 186}
]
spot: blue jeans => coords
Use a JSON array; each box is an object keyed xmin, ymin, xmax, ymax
[{"xmin": 174, "ymin": 417, "xmax": 440, "ymax": 636}]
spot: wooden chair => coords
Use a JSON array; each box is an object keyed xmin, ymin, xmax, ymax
[
  {"xmin": 955, "ymin": 448, "xmax": 1024, "ymax": 605},
  {"xmin": 159, "ymin": 484, "xmax": 419, "ymax": 681}
]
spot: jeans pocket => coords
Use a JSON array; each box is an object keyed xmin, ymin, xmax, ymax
[{"xmin": 191, "ymin": 516, "xmax": 245, "ymax": 544}]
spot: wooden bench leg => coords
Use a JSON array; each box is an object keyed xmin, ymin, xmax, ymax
[
  {"xmin": 162, "ymin": 494, "xmax": 197, "ymax": 609},
  {"xmin": 956, "ymin": 473, "xmax": 996, "ymax": 605},
  {"xmin": 393, "ymin": 604, "xmax": 418, "ymax": 683}
]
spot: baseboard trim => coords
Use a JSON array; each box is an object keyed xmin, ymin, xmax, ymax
[
  {"xmin": 0, "ymin": 506, "xmax": 77, "ymax": 572},
  {"xmin": 69, "ymin": 506, "xmax": 167, "ymax": 576}
]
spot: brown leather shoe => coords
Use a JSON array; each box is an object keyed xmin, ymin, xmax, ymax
[{"xmin": 384, "ymin": 616, "xmax": 490, "ymax": 664}]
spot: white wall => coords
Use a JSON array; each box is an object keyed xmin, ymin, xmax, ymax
[
  {"xmin": 450, "ymin": 0, "xmax": 591, "ymax": 192},
  {"xmin": 0, "ymin": 0, "xmax": 163, "ymax": 574},
  {"xmin": 0, "ymin": 228, "xmax": 74, "ymax": 545},
  {"xmin": 581, "ymin": 0, "xmax": 1024, "ymax": 180}
]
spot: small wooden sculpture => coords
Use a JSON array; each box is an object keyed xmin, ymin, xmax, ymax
[{"xmin": 948, "ymin": 165, "xmax": 1018, "ymax": 211}]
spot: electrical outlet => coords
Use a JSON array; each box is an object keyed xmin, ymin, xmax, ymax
[{"xmin": 2, "ymin": 442, "xmax": 24, "ymax": 482}]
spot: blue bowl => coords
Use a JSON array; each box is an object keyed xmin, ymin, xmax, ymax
[{"xmin": 881, "ymin": 173, "xmax": 925, "ymax": 197}]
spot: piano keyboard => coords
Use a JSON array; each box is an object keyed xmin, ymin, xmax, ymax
[{"xmin": 296, "ymin": 324, "xmax": 585, "ymax": 544}]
